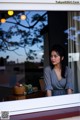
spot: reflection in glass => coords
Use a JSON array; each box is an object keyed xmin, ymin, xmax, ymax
[
  {"xmin": 65, "ymin": 12, "xmax": 80, "ymax": 93},
  {"xmin": 0, "ymin": 10, "xmax": 48, "ymax": 101}
]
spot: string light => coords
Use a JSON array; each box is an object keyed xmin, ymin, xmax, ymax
[
  {"xmin": 0, "ymin": 13, "xmax": 6, "ymax": 23},
  {"xmin": 8, "ymin": 10, "xmax": 14, "ymax": 16},
  {"xmin": 1, "ymin": 18, "xmax": 6, "ymax": 23},
  {"xmin": 0, "ymin": 11, "xmax": 26, "ymax": 23},
  {"xmin": 20, "ymin": 15, "xmax": 26, "ymax": 20}
]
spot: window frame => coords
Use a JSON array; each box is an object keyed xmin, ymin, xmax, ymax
[{"xmin": 0, "ymin": 0, "xmax": 80, "ymax": 118}]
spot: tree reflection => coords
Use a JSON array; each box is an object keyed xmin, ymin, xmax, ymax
[{"xmin": 0, "ymin": 11, "xmax": 48, "ymax": 62}]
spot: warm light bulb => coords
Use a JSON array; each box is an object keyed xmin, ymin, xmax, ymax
[
  {"xmin": 20, "ymin": 15, "xmax": 26, "ymax": 20},
  {"xmin": 8, "ymin": 10, "xmax": 14, "ymax": 16},
  {"xmin": 1, "ymin": 18, "xmax": 6, "ymax": 23}
]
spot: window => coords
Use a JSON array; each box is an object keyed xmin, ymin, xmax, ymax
[
  {"xmin": 0, "ymin": 2, "xmax": 80, "ymax": 102},
  {"xmin": 0, "ymin": 0, "xmax": 80, "ymax": 119}
]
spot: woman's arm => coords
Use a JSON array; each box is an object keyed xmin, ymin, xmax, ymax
[
  {"xmin": 65, "ymin": 67, "xmax": 73, "ymax": 94},
  {"xmin": 44, "ymin": 67, "xmax": 53, "ymax": 96},
  {"xmin": 46, "ymin": 90, "xmax": 52, "ymax": 96}
]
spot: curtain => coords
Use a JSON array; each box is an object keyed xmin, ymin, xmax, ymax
[{"xmin": 67, "ymin": 12, "xmax": 80, "ymax": 93}]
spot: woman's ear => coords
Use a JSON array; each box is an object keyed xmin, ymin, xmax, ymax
[{"xmin": 61, "ymin": 56, "xmax": 64, "ymax": 61}]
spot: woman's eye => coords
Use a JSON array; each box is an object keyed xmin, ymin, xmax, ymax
[
  {"xmin": 51, "ymin": 55, "xmax": 57, "ymax": 58},
  {"xmin": 54, "ymin": 55, "xmax": 58, "ymax": 58},
  {"xmin": 54, "ymin": 55, "xmax": 57, "ymax": 57}
]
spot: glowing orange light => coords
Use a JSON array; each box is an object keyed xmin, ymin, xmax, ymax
[{"xmin": 1, "ymin": 18, "xmax": 6, "ymax": 23}]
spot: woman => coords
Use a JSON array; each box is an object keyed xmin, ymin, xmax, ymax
[{"xmin": 44, "ymin": 44, "xmax": 73, "ymax": 96}]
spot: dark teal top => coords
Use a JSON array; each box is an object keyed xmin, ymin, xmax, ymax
[{"xmin": 44, "ymin": 66, "xmax": 73, "ymax": 96}]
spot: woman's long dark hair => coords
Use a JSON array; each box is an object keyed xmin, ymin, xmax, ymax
[{"xmin": 50, "ymin": 44, "xmax": 66, "ymax": 78}]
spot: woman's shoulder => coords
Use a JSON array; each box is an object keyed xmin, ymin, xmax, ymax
[
  {"xmin": 65, "ymin": 66, "xmax": 72, "ymax": 74},
  {"xmin": 44, "ymin": 66, "xmax": 51, "ymax": 71},
  {"xmin": 66, "ymin": 66, "xmax": 72, "ymax": 71}
]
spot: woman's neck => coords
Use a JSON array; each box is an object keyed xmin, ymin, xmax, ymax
[{"xmin": 54, "ymin": 64, "xmax": 61, "ymax": 70}]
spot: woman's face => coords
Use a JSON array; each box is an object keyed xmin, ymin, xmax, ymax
[{"xmin": 50, "ymin": 50, "xmax": 62, "ymax": 66}]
